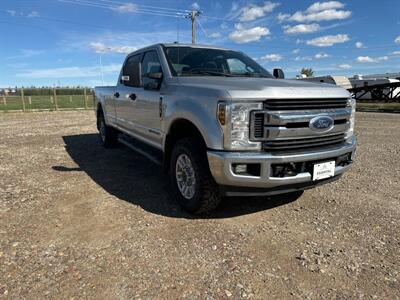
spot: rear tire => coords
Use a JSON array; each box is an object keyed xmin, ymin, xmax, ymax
[
  {"xmin": 169, "ymin": 138, "xmax": 221, "ymax": 214},
  {"xmin": 98, "ymin": 112, "xmax": 118, "ymax": 148}
]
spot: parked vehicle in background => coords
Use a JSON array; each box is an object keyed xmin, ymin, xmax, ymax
[
  {"xmin": 297, "ymin": 75, "xmax": 352, "ymax": 89},
  {"xmin": 94, "ymin": 43, "xmax": 357, "ymax": 214}
]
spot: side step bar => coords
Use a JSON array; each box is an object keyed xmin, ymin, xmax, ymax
[{"xmin": 118, "ymin": 135, "xmax": 163, "ymax": 166}]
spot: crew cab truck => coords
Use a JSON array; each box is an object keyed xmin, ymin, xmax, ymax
[{"xmin": 94, "ymin": 43, "xmax": 356, "ymax": 214}]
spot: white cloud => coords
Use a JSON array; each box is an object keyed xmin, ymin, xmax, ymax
[
  {"xmin": 306, "ymin": 34, "xmax": 349, "ymax": 47},
  {"xmin": 289, "ymin": 9, "xmax": 351, "ymax": 22},
  {"xmin": 111, "ymin": 3, "xmax": 138, "ymax": 13},
  {"xmin": 391, "ymin": 51, "xmax": 400, "ymax": 55},
  {"xmin": 338, "ymin": 63, "xmax": 351, "ymax": 69},
  {"xmin": 6, "ymin": 10, "xmax": 17, "ymax": 16},
  {"xmin": 315, "ymin": 52, "xmax": 330, "ymax": 59},
  {"xmin": 278, "ymin": 1, "xmax": 351, "ymax": 23},
  {"xmin": 209, "ymin": 32, "xmax": 222, "ymax": 39},
  {"xmin": 229, "ymin": 24, "xmax": 270, "ymax": 43},
  {"xmin": 239, "ymin": 1, "xmax": 280, "ymax": 22},
  {"xmin": 294, "ymin": 56, "xmax": 312, "ymax": 61},
  {"xmin": 5, "ymin": 9, "xmax": 39, "ymax": 18},
  {"xmin": 260, "ymin": 54, "xmax": 283, "ymax": 61},
  {"xmin": 292, "ymin": 48, "xmax": 300, "ymax": 54},
  {"xmin": 355, "ymin": 56, "xmax": 389, "ymax": 63},
  {"xmin": 6, "ymin": 49, "xmax": 44, "ymax": 60},
  {"xmin": 17, "ymin": 64, "xmax": 122, "ymax": 79},
  {"xmin": 27, "ymin": 11, "xmax": 40, "ymax": 18},
  {"xmin": 191, "ymin": 2, "xmax": 201, "ymax": 10},
  {"xmin": 277, "ymin": 13, "xmax": 290, "ymax": 22},
  {"xmin": 306, "ymin": 1, "xmax": 345, "ymax": 13},
  {"xmin": 380, "ymin": 56, "xmax": 389, "ymax": 61},
  {"xmin": 395, "ymin": 36, "xmax": 400, "ymax": 44},
  {"xmin": 283, "ymin": 23, "xmax": 320, "ymax": 35},
  {"xmin": 355, "ymin": 56, "xmax": 375, "ymax": 63},
  {"xmin": 355, "ymin": 42, "xmax": 364, "ymax": 48},
  {"xmin": 90, "ymin": 42, "xmax": 137, "ymax": 54}
]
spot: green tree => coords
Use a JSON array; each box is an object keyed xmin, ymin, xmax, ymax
[{"xmin": 301, "ymin": 68, "xmax": 314, "ymax": 77}]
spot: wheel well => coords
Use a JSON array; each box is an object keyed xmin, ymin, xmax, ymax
[
  {"xmin": 96, "ymin": 103, "xmax": 103, "ymax": 130},
  {"xmin": 97, "ymin": 103, "xmax": 103, "ymax": 115},
  {"xmin": 164, "ymin": 119, "xmax": 206, "ymax": 171}
]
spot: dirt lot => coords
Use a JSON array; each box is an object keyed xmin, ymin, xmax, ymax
[{"xmin": 0, "ymin": 111, "xmax": 399, "ymax": 299}]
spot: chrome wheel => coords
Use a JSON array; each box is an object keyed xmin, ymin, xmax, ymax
[
  {"xmin": 99, "ymin": 119, "xmax": 106, "ymax": 142},
  {"xmin": 175, "ymin": 154, "xmax": 196, "ymax": 200}
]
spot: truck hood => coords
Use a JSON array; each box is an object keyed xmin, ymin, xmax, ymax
[{"xmin": 176, "ymin": 76, "xmax": 350, "ymax": 99}]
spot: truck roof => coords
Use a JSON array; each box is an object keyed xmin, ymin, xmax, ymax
[
  {"xmin": 129, "ymin": 43, "xmax": 231, "ymax": 56},
  {"xmin": 160, "ymin": 43, "xmax": 230, "ymax": 50}
]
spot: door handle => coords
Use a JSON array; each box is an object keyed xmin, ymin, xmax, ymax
[
  {"xmin": 129, "ymin": 93, "xmax": 137, "ymax": 101},
  {"xmin": 159, "ymin": 96, "xmax": 163, "ymax": 118},
  {"xmin": 114, "ymin": 92, "xmax": 120, "ymax": 98}
]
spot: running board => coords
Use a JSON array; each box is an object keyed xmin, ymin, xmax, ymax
[{"xmin": 118, "ymin": 135, "xmax": 163, "ymax": 166}]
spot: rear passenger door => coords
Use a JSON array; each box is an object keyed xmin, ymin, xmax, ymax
[{"xmin": 115, "ymin": 53, "xmax": 142, "ymax": 133}]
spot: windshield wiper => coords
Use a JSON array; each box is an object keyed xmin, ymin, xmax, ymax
[
  {"xmin": 232, "ymin": 72, "xmax": 270, "ymax": 78},
  {"xmin": 187, "ymin": 69, "xmax": 234, "ymax": 77}
]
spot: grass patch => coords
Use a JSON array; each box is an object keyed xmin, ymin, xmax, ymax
[{"xmin": 357, "ymin": 102, "xmax": 400, "ymax": 111}]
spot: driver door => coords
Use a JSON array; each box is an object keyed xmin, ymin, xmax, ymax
[{"xmin": 134, "ymin": 50, "xmax": 164, "ymax": 147}]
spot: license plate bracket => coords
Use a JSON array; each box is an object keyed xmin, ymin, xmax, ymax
[{"xmin": 313, "ymin": 161, "xmax": 335, "ymax": 181}]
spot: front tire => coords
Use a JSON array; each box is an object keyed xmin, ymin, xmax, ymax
[
  {"xmin": 97, "ymin": 112, "xmax": 118, "ymax": 148},
  {"xmin": 170, "ymin": 138, "xmax": 221, "ymax": 214}
]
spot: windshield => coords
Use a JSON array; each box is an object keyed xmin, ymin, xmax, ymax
[{"xmin": 163, "ymin": 46, "xmax": 273, "ymax": 78}]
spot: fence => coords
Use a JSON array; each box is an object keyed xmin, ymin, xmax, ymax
[{"xmin": 0, "ymin": 88, "xmax": 94, "ymax": 112}]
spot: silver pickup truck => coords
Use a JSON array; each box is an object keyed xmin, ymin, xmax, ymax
[{"xmin": 94, "ymin": 43, "xmax": 356, "ymax": 214}]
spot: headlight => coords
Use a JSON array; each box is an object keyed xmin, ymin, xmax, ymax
[
  {"xmin": 218, "ymin": 102, "xmax": 262, "ymax": 150},
  {"xmin": 345, "ymin": 98, "xmax": 356, "ymax": 139}
]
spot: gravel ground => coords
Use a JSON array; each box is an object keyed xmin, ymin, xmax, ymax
[{"xmin": 0, "ymin": 111, "xmax": 399, "ymax": 299}]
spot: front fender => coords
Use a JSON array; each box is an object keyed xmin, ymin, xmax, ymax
[{"xmin": 163, "ymin": 98, "xmax": 226, "ymax": 150}]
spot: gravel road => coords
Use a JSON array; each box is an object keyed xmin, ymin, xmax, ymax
[{"xmin": 0, "ymin": 111, "xmax": 399, "ymax": 299}]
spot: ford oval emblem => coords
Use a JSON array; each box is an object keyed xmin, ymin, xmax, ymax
[{"xmin": 309, "ymin": 116, "xmax": 334, "ymax": 133}]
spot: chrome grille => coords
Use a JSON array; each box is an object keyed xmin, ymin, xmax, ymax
[
  {"xmin": 252, "ymin": 113, "xmax": 264, "ymax": 139},
  {"xmin": 262, "ymin": 133, "xmax": 346, "ymax": 152},
  {"xmin": 250, "ymin": 100, "xmax": 351, "ymax": 152},
  {"xmin": 263, "ymin": 98, "xmax": 348, "ymax": 110}
]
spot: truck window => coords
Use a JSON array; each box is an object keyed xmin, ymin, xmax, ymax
[
  {"xmin": 227, "ymin": 58, "xmax": 255, "ymax": 74},
  {"xmin": 163, "ymin": 46, "xmax": 273, "ymax": 78},
  {"xmin": 122, "ymin": 54, "xmax": 142, "ymax": 87},
  {"xmin": 141, "ymin": 51, "xmax": 162, "ymax": 89}
]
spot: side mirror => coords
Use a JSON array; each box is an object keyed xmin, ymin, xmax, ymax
[
  {"xmin": 146, "ymin": 72, "xmax": 163, "ymax": 80},
  {"xmin": 273, "ymin": 68, "xmax": 285, "ymax": 79},
  {"xmin": 143, "ymin": 72, "xmax": 163, "ymax": 90}
]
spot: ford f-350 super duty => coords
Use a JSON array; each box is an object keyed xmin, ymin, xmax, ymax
[{"xmin": 94, "ymin": 43, "xmax": 356, "ymax": 214}]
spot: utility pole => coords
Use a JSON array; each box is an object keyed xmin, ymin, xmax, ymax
[
  {"xmin": 100, "ymin": 54, "xmax": 104, "ymax": 86},
  {"xmin": 186, "ymin": 10, "xmax": 201, "ymax": 44}
]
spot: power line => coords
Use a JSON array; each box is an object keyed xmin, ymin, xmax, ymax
[
  {"xmin": 200, "ymin": 15, "xmax": 236, "ymax": 23},
  {"xmin": 0, "ymin": 10, "xmax": 126, "ymax": 31},
  {"xmin": 97, "ymin": 0, "xmax": 191, "ymax": 13},
  {"xmin": 196, "ymin": 18, "xmax": 208, "ymax": 38},
  {"xmin": 58, "ymin": 0, "xmax": 186, "ymax": 18},
  {"xmin": 59, "ymin": 0, "xmax": 201, "ymax": 43}
]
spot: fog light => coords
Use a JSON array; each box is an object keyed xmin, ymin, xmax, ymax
[
  {"xmin": 233, "ymin": 164, "xmax": 247, "ymax": 174},
  {"xmin": 232, "ymin": 163, "xmax": 261, "ymax": 176}
]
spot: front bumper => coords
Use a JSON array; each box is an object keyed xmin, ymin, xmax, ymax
[{"xmin": 207, "ymin": 136, "xmax": 356, "ymax": 195}]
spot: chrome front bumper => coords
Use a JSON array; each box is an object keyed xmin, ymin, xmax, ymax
[{"xmin": 207, "ymin": 136, "xmax": 356, "ymax": 192}]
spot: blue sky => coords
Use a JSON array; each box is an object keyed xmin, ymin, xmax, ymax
[{"xmin": 0, "ymin": 0, "xmax": 399, "ymax": 87}]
